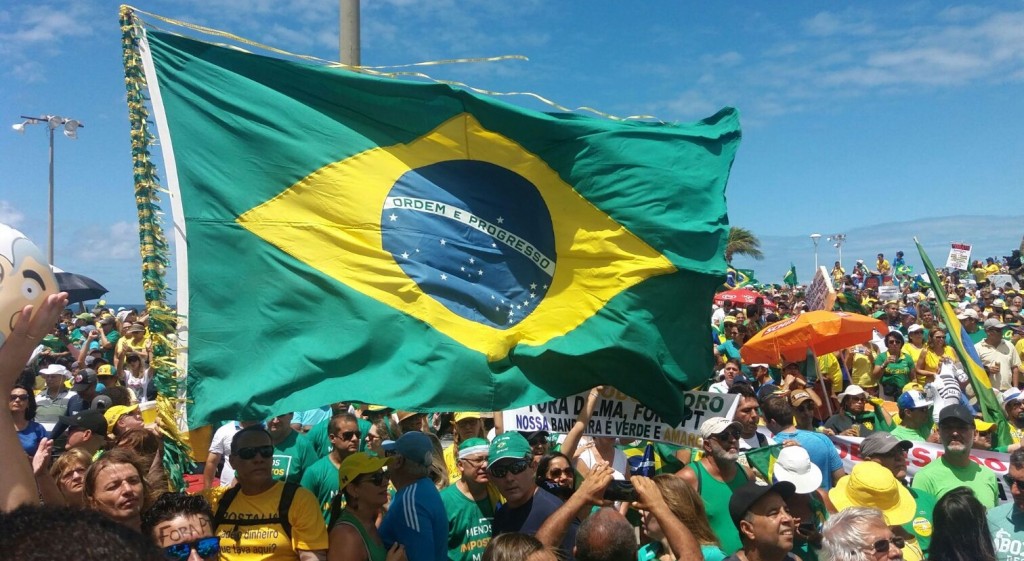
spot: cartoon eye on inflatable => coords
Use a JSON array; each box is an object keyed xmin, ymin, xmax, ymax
[{"xmin": 0, "ymin": 223, "xmax": 57, "ymax": 345}]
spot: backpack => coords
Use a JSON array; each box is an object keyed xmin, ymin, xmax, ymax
[{"xmin": 212, "ymin": 482, "xmax": 300, "ymax": 541}]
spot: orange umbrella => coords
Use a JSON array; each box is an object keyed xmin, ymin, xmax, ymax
[{"xmin": 740, "ymin": 311, "xmax": 887, "ymax": 365}]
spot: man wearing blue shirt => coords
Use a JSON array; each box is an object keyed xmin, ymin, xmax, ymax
[
  {"xmin": 763, "ymin": 395, "xmax": 845, "ymax": 489},
  {"xmin": 380, "ymin": 431, "xmax": 448, "ymax": 561}
]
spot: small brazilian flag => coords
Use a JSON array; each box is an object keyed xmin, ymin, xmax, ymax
[
  {"xmin": 783, "ymin": 264, "xmax": 797, "ymax": 287},
  {"xmin": 745, "ymin": 444, "xmax": 783, "ymax": 481},
  {"xmin": 138, "ymin": 29, "xmax": 740, "ymax": 427}
]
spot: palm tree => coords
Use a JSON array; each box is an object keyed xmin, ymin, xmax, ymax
[{"xmin": 725, "ymin": 226, "xmax": 764, "ymax": 263}]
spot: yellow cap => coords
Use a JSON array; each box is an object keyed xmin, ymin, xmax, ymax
[
  {"xmin": 103, "ymin": 404, "xmax": 139, "ymax": 433},
  {"xmin": 975, "ymin": 419, "xmax": 995, "ymax": 432},
  {"xmin": 829, "ymin": 462, "xmax": 916, "ymax": 526},
  {"xmin": 453, "ymin": 412, "xmax": 481, "ymax": 423},
  {"xmin": 97, "ymin": 364, "xmax": 114, "ymax": 377},
  {"xmin": 338, "ymin": 452, "xmax": 393, "ymax": 488}
]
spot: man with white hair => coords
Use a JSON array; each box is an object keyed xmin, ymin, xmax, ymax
[{"xmin": 821, "ymin": 506, "xmax": 904, "ymax": 561}]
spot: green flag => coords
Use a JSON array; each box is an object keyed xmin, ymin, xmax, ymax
[
  {"xmin": 138, "ymin": 29, "xmax": 741, "ymax": 427},
  {"xmin": 914, "ymin": 239, "xmax": 1012, "ymax": 448},
  {"xmin": 745, "ymin": 444, "xmax": 784, "ymax": 481},
  {"xmin": 783, "ymin": 264, "xmax": 797, "ymax": 287}
]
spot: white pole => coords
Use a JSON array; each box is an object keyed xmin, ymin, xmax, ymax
[{"xmin": 340, "ymin": 0, "xmax": 360, "ymax": 67}]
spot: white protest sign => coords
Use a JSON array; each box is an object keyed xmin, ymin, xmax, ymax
[
  {"xmin": 829, "ymin": 434, "xmax": 1012, "ymax": 504},
  {"xmin": 877, "ymin": 285, "xmax": 900, "ymax": 302},
  {"xmin": 946, "ymin": 242, "xmax": 972, "ymax": 270},
  {"xmin": 502, "ymin": 388, "xmax": 738, "ymax": 450},
  {"xmin": 805, "ymin": 266, "xmax": 836, "ymax": 311},
  {"xmin": 989, "ymin": 274, "xmax": 1019, "ymax": 290}
]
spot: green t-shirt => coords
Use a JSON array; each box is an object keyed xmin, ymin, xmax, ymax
[
  {"xmin": 905, "ymin": 487, "xmax": 936, "ymax": 552},
  {"xmin": 300, "ymin": 455, "xmax": 340, "ymax": 523},
  {"xmin": 986, "ymin": 501, "xmax": 1024, "ymax": 561},
  {"xmin": 874, "ymin": 351, "xmax": 915, "ymax": 391},
  {"xmin": 889, "ymin": 424, "xmax": 930, "ymax": 443},
  {"xmin": 101, "ymin": 330, "xmax": 121, "ymax": 363},
  {"xmin": 637, "ymin": 541, "xmax": 726, "ymax": 561},
  {"xmin": 439, "ymin": 484, "xmax": 494, "ymax": 561},
  {"xmin": 910, "ymin": 456, "xmax": 999, "ymax": 507},
  {"xmin": 272, "ymin": 430, "xmax": 317, "ymax": 484}
]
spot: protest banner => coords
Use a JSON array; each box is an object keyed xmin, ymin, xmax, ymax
[
  {"xmin": 989, "ymin": 274, "xmax": 1020, "ymax": 291},
  {"xmin": 805, "ymin": 266, "xmax": 836, "ymax": 311},
  {"xmin": 877, "ymin": 285, "xmax": 900, "ymax": 302},
  {"xmin": 946, "ymin": 242, "xmax": 972, "ymax": 270},
  {"xmin": 502, "ymin": 388, "xmax": 738, "ymax": 450},
  {"xmin": 829, "ymin": 434, "xmax": 1012, "ymax": 504}
]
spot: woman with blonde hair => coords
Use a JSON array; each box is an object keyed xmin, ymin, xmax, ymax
[
  {"xmin": 49, "ymin": 447, "xmax": 93, "ymax": 507},
  {"xmin": 83, "ymin": 447, "xmax": 152, "ymax": 531},
  {"xmin": 915, "ymin": 327, "xmax": 959, "ymax": 385},
  {"xmin": 641, "ymin": 474, "xmax": 726, "ymax": 561}
]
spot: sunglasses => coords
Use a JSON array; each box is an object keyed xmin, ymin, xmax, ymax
[
  {"xmin": 355, "ymin": 471, "xmax": 388, "ymax": 486},
  {"xmin": 333, "ymin": 431, "xmax": 361, "ymax": 441},
  {"xmin": 1005, "ymin": 475, "xmax": 1024, "ymax": 490},
  {"xmin": 885, "ymin": 340, "xmax": 902, "ymax": 345},
  {"xmin": 163, "ymin": 536, "xmax": 220, "ymax": 561},
  {"xmin": 236, "ymin": 445, "xmax": 274, "ymax": 460},
  {"xmin": 9, "ymin": 394, "xmax": 30, "ymax": 402},
  {"xmin": 712, "ymin": 428, "xmax": 741, "ymax": 441},
  {"xmin": 529, "ymin": 436, "xmax": 549, "ymax": 447},
  {"xmin": 870, "ymin": 536, "xmax": 905, "ymax": 553},
  {"xmin": 547, "ymin": 468, "xmax": 571, "ymax": 478},
  {"xmin": 488, "ymin": 458, "xmax": 530, "ymax": 478}
]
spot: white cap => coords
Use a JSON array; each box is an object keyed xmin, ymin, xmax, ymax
[
  {"xmin": 699, "ymin": 417, "xmax": 741, "ymax": 440},
  {"xmin": 39, "ymin": 364, "xmax": 70, "ymax": 378},
  {"xmin": 907, "ymin": 323, "xmax": 924, "ymax": 333},
  {"xmin": 836, "ymin": 385, "xmax": 867, "ymax": 402},
  {"xmin": 956, "ymin": 309, "xmax": 979, "ymax": 320}
]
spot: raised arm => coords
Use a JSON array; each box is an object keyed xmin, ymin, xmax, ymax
[
  {"xmin": 562, "ymin": 388, "xmax": 602, "ymax": 468},
  {"xmin": 633, "ymin": 476, "xmax": 702, "ymax": 561},
  {"xmin": 536, "ymin": 462, "xmax": 612, "ymax": 549}
]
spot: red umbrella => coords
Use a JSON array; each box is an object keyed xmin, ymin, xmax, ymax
[{"xmin": 714, "ymin": 288, "xmax": 776, "ymax": 309}]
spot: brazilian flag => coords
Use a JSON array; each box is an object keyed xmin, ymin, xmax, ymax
[
  {"xmin": 783, "ymin": 264, "xmax": 797, "ymax": 287},
  {"xmin": 139, "ymin": 30, "xmax": 740, "ymax": 427}
]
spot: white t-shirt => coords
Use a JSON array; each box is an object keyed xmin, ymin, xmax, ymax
[
  {"xmin": 209, "ymin": 422, "xmax": 242, "ymax": 487},
  {"xmin": 577, "ymin": 438, "xmax": 629, "ymax": 480}
]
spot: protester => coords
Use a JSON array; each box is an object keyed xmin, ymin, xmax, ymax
[
  {"xmin": 35, "ymin": 363, "xmax": 72, "ymax": 423},
  {"xmin": 326, "ymin": 452, "xmax": 404, "ymax": 561},
  {"xmin": 122, "ymin": 351, "xmax": 152, "ymax": 402},
  {"xmin": 440, "ymin": 437, "xmax": 498, "ymax": 561},
  {"xmin": 301, "ymin": 412, "xmax": 363, "ymax": 522},
  {"xmin": 489, "ymin": 431, "xmax": 578, "ymax": 557},
  {"xmin": 828, "ymin": 462, "xmax": 921, "ymax": 560},
  {"xmin": 212, "ymin": 425, "xmax": 328, "ymax": 560},
  {"xmin": 10, "ymin": 382, "xmax": 47, "ymax": 456},
  {"xmin": 789, "ymin": 390, "xmax": 819, "ymax": 432},
  {"xmin": 1003, "ymin": 388, "xmax": 1024, "ymax": 451},
  {"xmin": 62, "ymin": 408, "xmax": 109, "ymax": 456},
  {"xmin": 83, "ymin": 447, "xmax": 150, "ymax": 531},
  {"xmin": 0, "ymin": 504, "xmax": 166, "ymax": 561},
  {"xmin": 481, "ymin": 533, "xmax": 558, "ymax": 561},
  {"xmin": 873, "ymin": 332, "xmax": 916, "ymax": 400},
  {"xmin": 986, "ymin": 448, "xmax": 1024, "ymax": 560},
  {"xmin": 267, "ymin": 412, "xmax": 317, "ymax": 484},
  {"xmin": 724, "ymin": 480, "xmax": 798, "ymax": 561},
  {"xmin": 823, "ymin": 385, "xmax": 891, "ymax": 436},
  {"xmin": 915, "ymin": 328, "xmax": 957, "ymax": 385},
  {"xmin": 888, "ymin": 391, "xmax": 934, "ymax": 442},
  {"xmin": 443, "ymin": 412, "xmax": 486, "ymax": 483},
  {"xmin": 141, "ymin": 491, "xmax": 220, "ymax": 561},
  {"xmin": 639, "ymin": 474, "xmax": 725, "ymax": 560},
  {"xmin": 379, "ymin": 430, "xmax": 448, "ymax": 561},
  {"xmin": 105, "ymin": 403, "xmax": 144, "ymax": 439},
  {"xmin": 930, "ymin": 487, "xmax": 997, "ymax": 561},
  {"xmin": 763, "ymin": 396, "xmax": 845, "ymax": 489},
  {"xmin": 858, "ymin": 432, "xmax": 935, "ymax": 553},
  {"xmin": 205, "ymin": 420, "xmax": 260, "ymax": 490},
  {"xmin": 820, "ymin": 507, "xmax": 903, "ymax": 561},
  {"xmin": 536, "ymin": 452, "xmax": 574, "ymax": 500},
  {"xmin": 976, "ymin": 319, "xmax": 1022, "ymax": 392},
  {"xmin": 910, "ymin": 403, "xmax": 998, "ymax": 506},
  {"xmin": 771, "ymin": 446, "xmax": 827, "ymax": 561},
  {"xmin": 48, "ymin": 367, "xmax": 99, "ymax": 440},
  {"xmin": 50, "ymin": 446, "xmax": 93, "ymax": 507}
]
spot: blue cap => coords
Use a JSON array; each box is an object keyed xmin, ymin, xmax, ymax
[
  {"xmin": 901, "ymin": 307, "xmax": 916, "ymax": 317},
  {"xmin": 381, "ymin": 431, "xmax": 434, "ymax": 465}
]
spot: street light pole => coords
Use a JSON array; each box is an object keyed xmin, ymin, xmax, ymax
[
  {"xmin": 12, "ymin": 115, "xmax": 83, "ymax": 265},
  {"xmin": 810, "ymin": 233, "xmax": 822, "ymax": 272}
]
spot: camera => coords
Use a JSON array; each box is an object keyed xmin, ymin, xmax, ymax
[{"xmin": 603, "ymin": 480, "xmax": 637, "ymax": 502}]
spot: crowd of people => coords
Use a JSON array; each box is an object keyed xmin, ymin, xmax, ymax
[{"xmin": 2, "ymin": 247, "xmax": 1024, "ymax": 561}]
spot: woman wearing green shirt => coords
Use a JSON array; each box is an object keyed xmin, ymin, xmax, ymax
[
  {"xmin": 873, "ymin": 331, "xmax": 917, "ymax": 400},
  {"xmin": 327, "ymin": 453, "xmax": 405, "ymax": 561}
]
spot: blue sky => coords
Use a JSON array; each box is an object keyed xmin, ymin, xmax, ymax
[{"xmin": 2, "ymin": 1, "xmax": 1022, "ymax": 304}]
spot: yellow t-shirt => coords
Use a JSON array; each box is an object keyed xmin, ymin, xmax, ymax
[
  {"xmin": 905, "ymin": 343, "xmax": 925, "ymax": 363},
  {"xmin": 918, "ymin": 346, "xmax": 958, "ymax": 384},
  {"xmin": 851, "ymin": 351, "xmax": 876, "ymax": 388},
  {"xmin": 211, "ymin": 482, "xmax": 329, "ymax": 561},
  {"xmin": 1015, "ymin": 338, "xmax": 1024, "ymax": 363},
  {"xmin": 817, "ymin": 353, "xmax": 843, "ymax": 390},
  {"xmin": 986, "ymin": 263, "xmax": 1001, "ymax": 276}
]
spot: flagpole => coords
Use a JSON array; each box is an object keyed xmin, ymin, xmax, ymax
[{"xmin": 340, "ymin": 0, "xmax": 360, "ymax": 67}]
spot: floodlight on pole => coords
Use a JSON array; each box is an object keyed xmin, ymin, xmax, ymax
[
  {"xmin": 827, "ymin": 233, "xmax": 847, "ymax": 269},
  {"xmin": 810, "ymin": 233, "xmax": 822, "ymax": 271},
  {"xmin": 10, "ymin": 114, "xmax": 84, "ymax": 265}
]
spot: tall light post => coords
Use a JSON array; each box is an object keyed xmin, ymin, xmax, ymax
[
  {"xmin": 810, "ymin": 233, "xmax": 822, "ymax": 272},
  {"xmin": 828, "ymin": 233, "xmax": 847, "ymax": 269},
  {"xmin": 11, "ymin": 115, "xmax": 83, "ymax": 265}
]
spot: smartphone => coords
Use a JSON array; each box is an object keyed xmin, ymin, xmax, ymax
[{"xmin": 603, "ymin": 480, "xmax": 637, "ymax": 502}]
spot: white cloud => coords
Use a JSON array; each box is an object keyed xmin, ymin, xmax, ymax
[
  {"xmin": 802, "ymin": 11, "xmax": 877, "ymax": 37},
  {"xmin": 75, "ymin": 221, "xmax": 140, "ymax": 261},
  {"xmin": 0, "ymin": 201, "xmax": 26, "ymax": 227}
]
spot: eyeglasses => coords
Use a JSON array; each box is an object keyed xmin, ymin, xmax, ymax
[
  {"xmin": 366, "ymin": 433, "xmax": 382, "ymax": 441},
  {"xmin": 1005, "ymin": 475, "xmax": 1024, "ymax": 490},
  {"xmin": 869, "ymin": 536, "xmax": 905, "ymax": 553},
  {"xmin": 488, "ymin": 458, "xmax": 530, "ymax": 478},
  {"xmin": 547, "ymin": 468, "xmax": 571, "ymax": 478},
  {"xmin": 9, "ymin": 394, "xmax": 30, "ymax": 402},
  {"xmin": 460, "ymin": 455, "xmax": 488, "ymax": 467},
  {"xmin": 712, "ymin": 428, "xmax": 741, "ymax": 441},
  {"xmin": 355, "ymin": 471, "xmax": 388, "ymax": 486},
  {"xmin": 163, "ymin": 536, "xmax": 220, "ymax": 561},
  {"xmin": 333, "ymin": 431, "xmax": 361, "ymax": 441},
  {"xmin": 528, "ymin": 436, "xmax": 549, "ymax": 447},
  {"xmin": 236, "ymin": 445, "xmax": 274, "ymax": 460}
]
